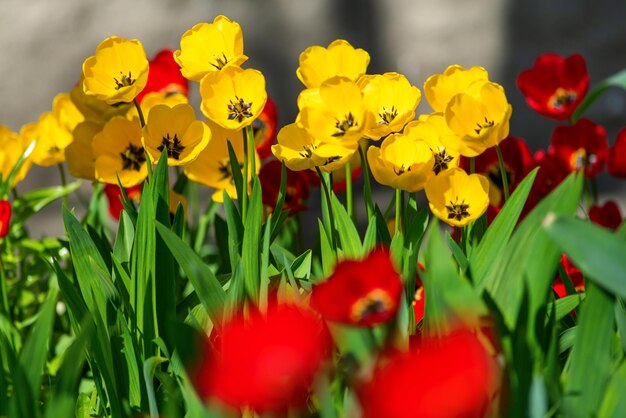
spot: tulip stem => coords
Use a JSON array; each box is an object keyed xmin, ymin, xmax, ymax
[
  {"xmin": 58, "ymin": 163, "xmax": 69, "ymax": 207},
  {"xmin": 246, "ymin": 125, "xmax": 256, "ymax": 181},
  {"xmin": 133, "ymin": 98, "xmax": 146, "ymax": 128},
  {"xmin": 395, "ymin": 188, "xmax": 403, "ymax": 235},
  {"xmin": 495, "ymin": 145, "xmax": 509, "ymax": 201},
  {"xmin": 242, "ymin": 132, "xmax": 249, "ymax": 220},
  {"xmin": 316, "ymin": 167, "xmax": 336, "ymax": 251},
  {"xmin": 345, "ymin": 161, "xmax": 355, "ymax": 224},
  {"xmin": 358, "ymin": 145, "xmax": 374, "ymax": 219},
  {"xmin": 469, "ymin": 157, "xmax": 475, "ymax": 174}
]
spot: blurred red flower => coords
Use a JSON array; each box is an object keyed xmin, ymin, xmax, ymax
[
  {"xmin": 608, "ymin": 128, "xmax": 626, "ymax": 178},
  {"xmin": 253, "ymin": 97, "xmax": 278, "ymax": 159},
  {"xmin": 552, "ymin": 254, "xmax": 585, "ymax": 298},
  {"xmin": 136, "ymin": 49, "xmax": 189, "ymax": 102},
  {"xmin": 550, "ymin": 118, "xmax": 608, "ymax": 178},
  {"xmin": 517, "ymin": 53, "xmax": 589, "ymax": 120},
  {"xmin": 311, "ymin": 248, "xmax": 403, "ymax": 327},
  {"xmin": 103, "ymin": 183, "xmax": 141, "ymax": 220},
  {"xmin": 588, "ymin": 200, "xmax": 623, "ymax": 230},
  {"xmin": 0, "ymin": 200, "xmax": 11, "ymax": 238},
  {"xmin": 412, "ymin": 263, "xmax": 425, "ymax": 325},
  {"xmin": 259, "ymin": 160, "xmax": 311, "ymax": 215},
  {"xmin": 191, "ymin": 304, "xmax": 331, "ymax": 413},
  {"xmin": 359, "ymin": 327, "xmax": 497, "ymax": 418}
]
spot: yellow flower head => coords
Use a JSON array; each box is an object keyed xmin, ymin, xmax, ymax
[
  {"xmin": 296, "ymin": 39, "xmax": 370, "ymax": 89},
  {"xmin": 142, "ymin": 103, "xmax": 211, "ymax": 166},
  {"xmin": 0, "ymin": 125, "xmax": 31, "ymax": 186},
  {"xmin": 403, "ymin": 113, "xmax": 460, "ymax": 175},
  {"xmin": 184, "ymin": 121, "xmax": 259, "ymax": 202},
  {"xmin": 359, "ymin": 72, "xmax": 422, "ymax": 140},
  {"xmin": 21, "ymin": 112, "xmax": 73, "ymax": 167},
  {"xmin": 127, "ymin": 91, "xmax": 188, "ymax": 123},
  {"xmin": 200, "ymin": 66, "xmax": 267, "ymax": 131},
  {"xmin": 271, "ymin": 123, "xmax": 359, "ymax": 173},
  {"xmin": 445, "ymin": 81, "xmax": 512, "ymax": 154},
  {"xmin": 82, "ymin": 36, "xmax": 149, "ymax": 105},
  {"xmin": 70, "ymin": 81, "xmax": 131, "ymax": 122},
  {"xmin": 92, "ymin": 117, "xmax": 148, "ymax": 187},
  {"xmin": 298, "ymin": 76, "xmax": 365, "ymax": 144},
  {"xmin": 424, "ymin": 65, "xmax": 489, "ymax": 112},
  {"xmin": 53, "ymin": 92, "xmax": 84, "ymax": 133},
  {"xmin": 174, "ymin": 16, "xmax": 248, "ymax": 82},
  {"xmin": 367, "ymin": 132, "xmax": 435, "ymax": 192},
  {"xmin": 425, "ymin": 167, "xmax": 490, "ymax": 227},
  {"xmin": 65, "ymin": 120, "xmax": 103, "ymax": 181}
]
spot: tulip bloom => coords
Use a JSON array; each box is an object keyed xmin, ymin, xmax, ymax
[
  {"xmin": 252, "ymin": 97, "xmax": 278, "ymax": 159},
  {"xmin": 82, "ymin": 36, "xmax": 149, "ymax": 104},
  {"xmin": 608, "ymin": 128, "xmax": 626, "ymax": 178},
  {"xmin": 65, "ymin": 120, "xmax": 102, "ymax": 181},
  {"xmin": 425, "ymin": 168, "xmax": 490, "ymax": 227},
  {"xmin": 142, "ymin": 103, "xmax": 211, "ymax": 166},
  {"xmin": 0, "ymin": 200, "xmax": 11, "ymax": 238},
  {"xmin": 588, "ymin": 200, "xmax": 623, "ymax": 230},
  {"xmin": 311, "ymin": 248, "xmax": 403, "ymax": 326},
  {"xmin": 423, "ymin": 65, "xmax": 489, "ymax": 112},
  {"xmin": 136, "ymin": 49, "xmax": 188, "ymax": 103},
  {"xmin": 174, "ymin": 16, "xmax": 248, "ymax": 82},
  {"xmin": 517, "ymin": 53, "xmax": 589, "ymax": 120},
  {"xmin": 550, "ymin": 118, "xmax": 607, "ymax": 178},
  {"xmin": 258, "ymin": 160, "xmax": 310, "ymax": 215},
  {"xmin": 104, "ymin": 183, "xmax": 142, "ymax": 220},
  {"xmin": 359, "ymin": 327, "xmax": 497, "ymax": 418},
  {"xmin": 403, "ymin": 114, "xmax": 460, "ymax": 175},
  {"xmin": 200, "ymin": 66, "xmax": 267, "ymax": 131},
  {"xmin": 21, "ymin": 112, "xmax": 73, "ymax": 167},
  {"xmin": 92, "ymin": 117, "xmax": 148, "ymax": 187},
  {"xmin": 0, "ymin": 125, "xmax": 31, "ymax": 186},
  {"xmin": 296, "ymin": 39, "xmax": 370, "ymax": 89},
  {"xmin": 191, "ymin": 304, "xmax": 331, "ymax": 413},
  {"xmin": 359, "ymin": 72, "xmax": 422, "ymax": 140},
  {"xmin": 553, "ymin": 255, "xmax": 585, "ymax": 298}
]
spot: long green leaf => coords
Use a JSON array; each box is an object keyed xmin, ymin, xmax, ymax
[
  {"xmin": 331, "ymin": 193, "xmax": 361, "ymax": 259},
  {"xmin": 572, "ymin": 68, "xmax": 626, "ymax": 122},
  {"xmin": 242, "ymin": 177, "xmax": 262, "ymax": 301}
]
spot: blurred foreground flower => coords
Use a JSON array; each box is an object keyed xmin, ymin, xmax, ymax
[
  {"xmin": 517, "ymin": 53, "xmax": 589, "ymax": 120},
  {"xmin": 311, "ymin": 247, "xmax": 403, "ymax": 326},
  {"xmin": 359, "ymin": 327, "xmax": 498, "ymax": 418},
  {"xmin": 191, "ymin": 304, "xmax": 331, "ymax": 413},
  {"xmin": 82, "ymin": 36, "xmax": 149, "ymax": 104}
]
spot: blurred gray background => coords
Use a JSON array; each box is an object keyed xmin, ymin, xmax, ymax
[{"xmin": 1, "ymin": 0, "xmax": 625, "ymax": 237}]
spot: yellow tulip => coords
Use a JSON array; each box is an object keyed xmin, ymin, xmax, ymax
[
  {"xmin": 174, "ymin": 16, "xmax": 248, "ymax": 82},
  {"xmin": 296, "ymin": 39, "xmax": 370, "ymax": 89},
  {"xmin": 403, "ymin": 113, "xmax": 459, "ymax": 175},
  {"xmin": 0, "ymin": 125, "xmax": 31, "ymax": 186},
  {"xmin": 127, "ymin": 91, "xmax": 188, "ymax": 123},
  {"xmin": 82, "ymin": 36, "xmax": 149, "ymax": 105},
  {"xmin": 423, "ymin": 65, "xmax": 489, "ymax": 112},
  {"xmin": 21, "ymin": 112, "xmax": 73, "ymax": 167},
  {"xmin": 65, "ymin": 120, "xmax": 103, "ymax": 181},
  {"xmin": 424, "ymin": 167, "xmax": 490, "ymax": 227}
]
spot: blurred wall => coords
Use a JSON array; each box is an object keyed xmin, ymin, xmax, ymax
[{"xmin": 1, "ymin": 0, "xmax": 625, "ymax": 237}]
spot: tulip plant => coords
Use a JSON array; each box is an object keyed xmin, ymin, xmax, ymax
[{"xmin": 2, "ymin": 14, "xmax": 626, "ymax": 418}]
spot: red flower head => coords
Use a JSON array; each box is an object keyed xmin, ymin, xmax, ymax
[
  {"xmin": 259, "ymin": 160, "xmax": 311, "ymax": 215},
  {"xmin": 460, "ymin": 136, "xmax": 534, "ymax": 220},
  {"xmin": 103, "ymin": 184, "xmax": 142, "ymax": 220},
  {"xmin": 522, "ymin": 149, "xmax": 570, "ymax": 216},
  {"xmin": 253, "ymin": 97, "xmax": 278, "ymax": 159},
  {"xmin": 190, "ymin": 304, "xmax": 331, "ymax": 413},
  {"xmin": 517, "ymin": 53, "xmax": 589, "ymax": 120},
  {"xmin": 412, "ymin": 262, "xmax": 425, "ymax": 325},
  {"xmin": 550, "ymin": 118, "xmax": 608, "ymax": 178},
  {"xmin": 552, "ymin": 254, "xmax": 585, "ymax": 298},
  {"xmin": 589, "ymin": 200, "xmax": 623, "ymax": 230},
  {"xmin": 359, "ymin": 327, "xmax": 498, "ymax": 418},
  {"xmin": 136, "ymin": 49, "xmax": 189, "ymax": 103},
  {"xmin": 311, "ymin": 247, "xmax": 403, "ymax": 327},
  {"xmin": 0, "ymin": 200, "xmax": 11, "ymax": 238},
  {"xmin": 608, "ymin": 128, "xmax": 626, "ymax": 178}
]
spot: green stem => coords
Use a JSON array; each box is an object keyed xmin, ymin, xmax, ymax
[
  {"xmin": 395, "ymin": 188, "xmax": 403, "ymax": 235},
  {"xmin": 133, "ymin": 98, "xmax": 146, "ymax": 128},
  {"xmin": 345, "ymin": 161, "xmax": 355, "ymax": 224},
  {"xmin": 495, "ymin": 145, "xmax": 510, "ymax": 201},
  {"xmin": 589, "ymin": 177, "xmax": 599, "ymax": 206},
  {"xmin": 58, "ymin": 163, "xmax": 69, "ymax": 207},
  {"xmin": 0, "ymin": 243, "xmax": 9, "ymax": 319},
  {"xmin": 241, "ymin": 129, "xmax": 249, "ymax": 220},
  {"xmin": 358, "ymin": 144, "xmax": 374, "ymax": 219},
  {"xmin": 316, "ymin": 167, "xmax": 336, "ymax": 250},
  {"xmin": 246, "ymin": 125, "xmax": 256, "ymax": 180},
  {"xmin": 469, "ymin": 157, "xmax": 475, "ymax": 174}
]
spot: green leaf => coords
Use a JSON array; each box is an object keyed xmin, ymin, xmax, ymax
[
  {"xmin": 563, "ymin": 283, "xmax": 615, "ymax": 416},
  {"xmin": 11, "ymin": 181, "xmax": 81, "ymax": 225},
  {"xmin": 471, "ymin": 168, "xmax": 537, "ymax": 283},
  {"xmin": 548, "ymin": 294, "xmax": 585, "ymax": 322},
  {"xmin": 226, "ymin": 139, "xmax": 244, "ymax": 207},
  {"xmin": 318, "ymin": 219, "xmax": 336, "ymax": 277},
  {"xmin": 156, "ymin": 222, "xmax": 226, "ymax": 326},
  {"xmin": 572, "ymin": 68, "xmax": 626, "ymax": 122},
  {"xmin": 544, "ymin": 215, "xmax": 626, "ymax": 298},
  {"xmin": 223, "ymin": 190, "xmax": 243, "ymax": 272},
  {"xmin": 598, "ymin": 359, "xmax": 626, "ymax": 418},
  {"xmin": 331, "ymin": 193, "xmax": 361, "ymax": 259},
  {"xmin": 144, "ymin": 356, "xmax": 168, "ymax": 418},
  {"xmin": 361, "ymin": 216, "xmax": 377, "ymax": 254},
  {"xmin": 242, "ymin": 177, "xmax": 262, "ymax": 301}
]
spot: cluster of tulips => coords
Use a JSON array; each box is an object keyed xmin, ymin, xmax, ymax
[{"xmin": 1, "ymin": 12, "xmax": 626, "ymax": 418}]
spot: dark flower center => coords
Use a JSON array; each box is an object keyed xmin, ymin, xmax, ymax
[
  {"xmin": 350, "ymin": 289, "xmax": 394, "ymax": 323},
  {"xmin": 394, "ymin": 164, "xmax": 411, "ymax": 176},
  {"xmin": 433, "ymin": 148, "xmax": 454, "ymax": 175},
  {"xmin": 227, "ymin": 97, "xmax": 253, "ymax": 123},
  {"xmin": 549, "ymin": 88, "xmax": 578, "ymax": 111},
  {"xmin": 487, "ymin": 164, "xmax": 513, "ymax": 189},
  {"xmin": 474, "ymin": 117, "xmax": 495, "ymax": 135},
  {"xmin": 378, "ymin": 106, "xmax": 398, "ymax": 125},
  {"xmin": 570, "ymin": 148, "xmax": 596, "ymax": 171},
  {"xmin": 333, "ymin": 113, "xmax": 357, "ymax": 137},
  {"xmin": 298, "ymin": 144, "xmax": 317, "ymax": 159},
  {"xmin": 158, "ymin": 133, "xmax": 186, "ymax": 160},
  {"xmin": 211, "ymin": 52, "xmax": 230, "ymax": 70},
  {"xmin": 445, "ymin": 197, "xmax": 471, "ymax": 221},
  {"xmin": 120, "ymin": 143, "xmax": 146, "ymax": 171},
  {"xmin": 114, "ymin": 71, "xmax": 136, "ymax": 90}
]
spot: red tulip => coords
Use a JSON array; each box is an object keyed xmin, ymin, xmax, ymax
[
  {"xmin": 191, "ymin": 304, "xmax": 331, "ymax": 413},
  {"xmin": 0, "ymin": 200, "xmax": 11, "ymax": 238},
  {"xmin": 103, "ymin": 184, "xmax": 142, "ymax": 220},
  {"xmin": 136, "ymin": 49, "xmax": 189, "ymax": 103},
  {"xmin": 253, "ymin": 97, "xmax": 278, "ymax": 159},
  {"xmin": 517, "ymin": 53, "xmax": 589, "ymax": 120},
  {"xmin": 311, "ymin": 248, "xmax": 403, "ymax": 327},
  {"xmin": 588, "ymin": 200, "xmax": 623, "ymax": 230},
  {"xmin": 259, "ymin": 160, "xmax": 310, "ymax": 215},
  {"xmin": 550, "ymin": 118, "xmax": 608, "ymax": 178},
  {"xmin": 608, "ymin": 128, "xmax": 626, "ymax": 178}
]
